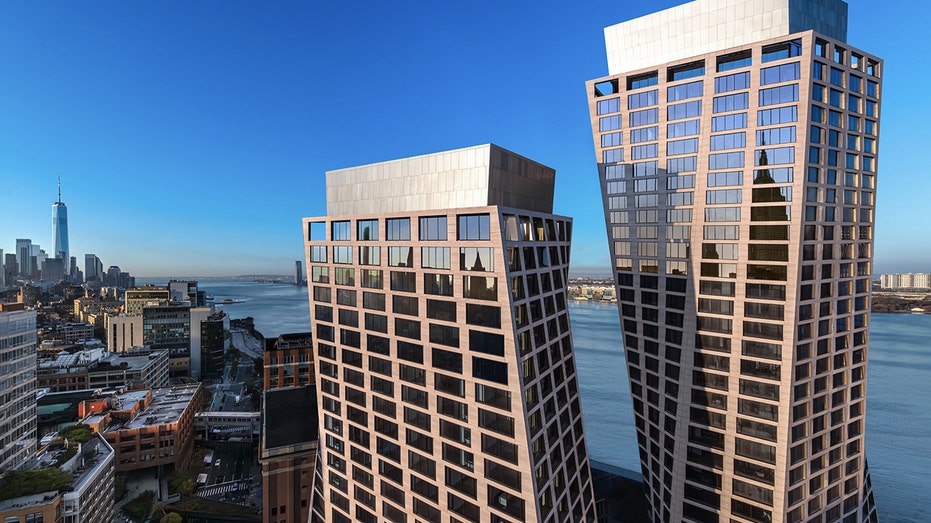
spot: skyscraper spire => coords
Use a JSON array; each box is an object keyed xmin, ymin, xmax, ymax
[{"xmin": 52, "ymin": 175, "xmax": 69, "ymax": 263}]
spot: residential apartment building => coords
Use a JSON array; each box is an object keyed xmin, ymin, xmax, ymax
[
  {"xmin": 73, "ymin": 296, "xmax": 122, "ymax": 325},
  {"xmin": 55, "ymin": 322, "xmax": 94, "ymax": 344},
  {"xmin": 264, "ymin": 332, "xmax": 315, "ymax": 390},
  {"xmin": 586, "ymin": 1, "xmax": 880, "ymax": 522},
  {"xmin": 0, "ymin": 433, "xmax": 115, "ymax": 523},
  {"xmin": 879, "ymin": 273, "xmax": 930, "ymax": 290},
  {"xmin": 303, "ymin": 144, "xmax": 596, "ymax": 523},
  {"xmin": 0, "ymin": 302, "xmax": 38, "ymax": 472}
]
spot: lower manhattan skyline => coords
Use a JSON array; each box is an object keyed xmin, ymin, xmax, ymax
[{"xmin": 2, "ymin": 0, "xmax": 930, "ymax": 277}]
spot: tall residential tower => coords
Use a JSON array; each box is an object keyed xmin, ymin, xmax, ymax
[
  {"xmin": 0, "ymin": 303, "xmax": 38, "ymax": 471},
  {"xmin": 303, "ymin": 144, "xmax": 596, "ymax": 523},
  {"xmin": 587, "ymin": 1, "xmax": 880, "ymax": 522}
]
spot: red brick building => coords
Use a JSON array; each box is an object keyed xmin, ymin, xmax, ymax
[
  {"xmin": 263, "ymin": 333, "xmax": 314, "ymax": 390},
  {"xmin": 80, "ymin": 383, "xmax": 204, "ymax": 472}
]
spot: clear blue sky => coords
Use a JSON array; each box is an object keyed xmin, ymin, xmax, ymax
[{"xmin": 1, "ymin": 0, "xmax": 927, "ymax": 277}]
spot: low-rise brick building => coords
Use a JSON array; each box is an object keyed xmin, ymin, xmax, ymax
[
  {"xmin": 80, "ymin": 383, "xmax": 204, "ymax": 472},
  {"xmin": 262, "ymin": 333, "xmax": 313, "ymax": 390}
]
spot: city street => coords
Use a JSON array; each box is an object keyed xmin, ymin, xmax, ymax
[
  {"xmin": 230, "ymin": 327, "xmax": 263, "ymax": 360},
  {"xmin": 197, "ymin": 442, "xmax": 261, "ymax": 505}
]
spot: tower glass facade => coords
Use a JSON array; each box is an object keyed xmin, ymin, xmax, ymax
[
  {"xmin": 53, "ymin": 178, "xmax": 69, "ymax": 263},
  {"xmin": 53, "ymin": 201, "xmax": 68, "ymax": 262},
  {"xmin": 16, "ymin": 239, "xmax": 32, "ymax": 278},
  {"xmin": 587, "ymin": 1, "xmax": 880, "ymax": 522},
  {"xmin": 303, "ymin": 144, "xmax": 596, "ymax": 523}
]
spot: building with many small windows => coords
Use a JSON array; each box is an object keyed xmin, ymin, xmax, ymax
[
  {"xmin": 0, "ymin": 433, "xmax": 115, "ymax": 523},
  {"xmin": 264, "ymin": 332, "xmax": 315, "ymax": 390},
  {"xmin": 79, "ymin": 383, "xmax": 204, "ymax": 472},
  {"xmin": 879, "ymin": 272, "xmax": 930, "ymax": 290},
  {"xmin": 0, "ymin": 302, "xmax": 38, "ymax": 472},
  {"xmin": 303, "ymin": 144, "xmax": 596, "ymax": 522},
  {"xmin": 37, "ymin": 347, "xmax": 169, "ymax": 393},
  {"xmin": 587, "ymin": 1, "xmax": 881, "ymax": 522}
]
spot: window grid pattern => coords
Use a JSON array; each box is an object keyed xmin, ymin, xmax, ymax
[
  {"xmin": 304, "ymin": 207, "xmax": 596, "ymax": 523},
  {"xmin": 589, "ymin": 33, "xmax": 882, "ymax": 523}
]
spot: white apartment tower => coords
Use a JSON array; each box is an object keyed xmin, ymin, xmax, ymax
[
  {"xmin": 303, "ymin": 144, "xmax": 596, "ymax": 523},
  {"xmin": 587, "ymin": 1, "xmax": 880, "ymax": 522},
  {"xmin": 0, "ymin": 303, "xmax": 38, "ymax": 471}
]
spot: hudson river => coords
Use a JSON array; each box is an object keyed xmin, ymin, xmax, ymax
[{"xmin": 181, "ymin": 279, "xmax": 929, "ymax": 521}]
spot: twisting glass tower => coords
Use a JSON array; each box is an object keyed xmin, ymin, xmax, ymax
[{"xmin": 587, "ymin": 1, "xmax": 881, "ymax": 522}]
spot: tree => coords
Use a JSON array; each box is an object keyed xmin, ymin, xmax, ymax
[
  {"xmin": 121, "ymin": 490, "xmax": 156, "ymax": 522},
  {"xmin": 160, "ymin": 513, "xmax": 184, "ymax": 523},
  {"xmin": 0, "ymin": 468, "xmax": 72, "ymax": 501},
  {"xmin": 170, "ymin": 473, "xmax": 196, "ymax": 496},
  {"xmin": 59, "ymin": 423, "xmax": 94, "ymax": 443}
]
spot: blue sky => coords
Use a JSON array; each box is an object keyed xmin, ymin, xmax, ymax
[{"xmin": 1, "ymin": 0, "xmax": 927, "ymax": 277}]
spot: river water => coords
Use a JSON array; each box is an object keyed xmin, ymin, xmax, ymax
[{"xmin": 149, "ymin": 279, "xmax": 929, "ymax": 521}]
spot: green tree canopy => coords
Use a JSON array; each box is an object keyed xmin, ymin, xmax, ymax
[
  {"xmin": 59, "ymin": 423, "xmax": 94, "ymax": 443},
  {"xmin": 0, "ymin": 468, "xmax": 73, "ymax": 501}
]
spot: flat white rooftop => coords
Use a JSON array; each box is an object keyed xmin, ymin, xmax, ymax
[
  {"xmin": 604, "ymin": 0, "xmax": 848, "ymax": 75},
  {"xmin": 325, "ymin": 144, "xmax": 556, "ymax": 216}
]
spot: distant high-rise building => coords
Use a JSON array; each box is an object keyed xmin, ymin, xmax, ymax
[
  {"xmin": 31, "ymin": 245, "xmax": 48, "ymax": 274},
  {"xmin": 294, "ymin": 260, "xmax": 303, "ymax": 285},
  {"xmin": 303, "ymin": 144, "xmax": 596, "ymax": 522},
  {"xmin": 3, "ymin": 253, "xmax": 15, "ymax": 285},
  {"xmin": 0, "ymin": 302, "xmax": 38, "ymax": 471},
  {"xmin": 587, "ymin": 1, "xmax": 881, "ymax": 522},
  {"xmin": 101, "ymin": 265, "xmax": 134, "ymax": 288},
  {"xmin": 879, "ymin": 273, "xmax": 930, "ymax": 290},
  {"xmin": 0, "ymin": 249, "xmax": 4, "ymax": 288},
  {"xmin": 105, "ymin": 266, "xmax": 121, "ymax": 286},
  {"xmin": 85, "ymin": 254, "xmax": 103, "ymax": 282},
  {"xmin": 41, "ymin": 257, "xmax": 66, "ymax": 283},
  {"xmin": 53, "ymin": 177, "xmax": 69, "ymax": 262},
  {"xmin": 15, "ymin": 239, "xmax": 32, "ymax": 278}
]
